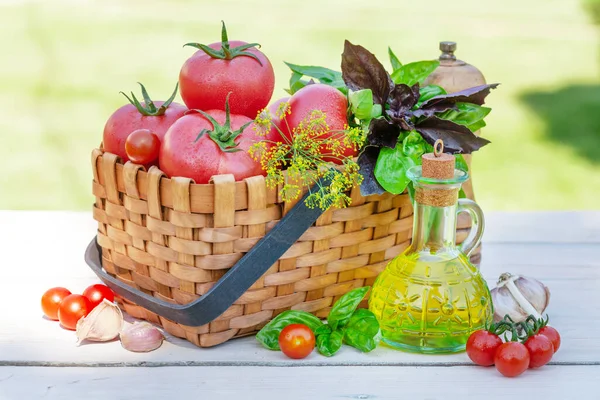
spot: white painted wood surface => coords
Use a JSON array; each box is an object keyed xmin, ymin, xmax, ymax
[{"xmin": 0, "ymin": 211, "xmax": 599, "ymax": 399}]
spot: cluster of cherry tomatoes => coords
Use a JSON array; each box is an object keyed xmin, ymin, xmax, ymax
[
  {"xmin": 466, "ymin": 315, "xmax": 561, "ymax": 377},
  {"xmin": 102, "ymin": 21, "xmax": 353, "ymax": 183},
  {"xmin": 41, "ymin": 284, "xmax": 115, "ymax": 330}
]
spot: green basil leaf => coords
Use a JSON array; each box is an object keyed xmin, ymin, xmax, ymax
[
  {"xmin": 343, "ymin": 309, "xmax": 381, "ymax": 352},
  {"xmin": 437, "ymin": 102, "xmax": 491, "ymax": 128},
  {"xmin": 388, "ymin": 46, "xmax": 402, "ymax": 71},
  {"xmin": 256, "ymin": 310, "xmax": 324, "ymax": 350},
  {"xmin": 416, "ymin": 85, "xmax": 447, "ymax": 108},
  {"xmin": 316, "ymin": 330, "xmax": 344, "ymax": 357},
  {"xmin": 349, "ymin": 89, "xmax": 376, "ymax": 121},
  {"xmin": 467, "ymin": 119, "xmax": 486, "ymax": 133},
  {"xmin": 402, "ymin": 130, "xmax": 428, "ymax": 162},
  {"xmin": 390, "ymin": 60, "xmax": 440, "ymax": 87},
  {"xmin": 327, "ymin": 287, "xmax": 369, "ymax": 331},
  {"xmin": 375, "ymin": 145, "xmax": 415, "ymax": 195},
  {"xmin": 455, "ymin": 154, "xmax": 468, "ymax": 172},
  {"xmin": 371, "ymin": 104, "xmax": 383, "ymax": 119},
  {"xmin": 314, "ymin": 324, "xmax": 332, "ymax": 336},
  {"xmin": 459, "ymin": 188, "xmax": 467, "ymax": 199},
  {"xmin": 285, "ymin": 62, "xmax": 348, "ymax": 95}
]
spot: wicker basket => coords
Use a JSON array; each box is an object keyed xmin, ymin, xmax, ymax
[{"xmin": 90, "ymin": 148, "xmax": 478, "ymax": 347}]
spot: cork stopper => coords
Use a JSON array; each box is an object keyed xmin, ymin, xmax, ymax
[
  {"xmin": 422, "ymin": 140, "xmax": 455, "ymax": 179},
  {"xmin": 416, "ymin": 140, "xmax": 458, "ymax": 207}
]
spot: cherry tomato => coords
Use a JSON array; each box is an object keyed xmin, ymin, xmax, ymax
[
  {"xmin": 466, "ymin": 329, "xmax": 503, "ymax": 366},
  {"xmin": 58, "ymin": 294, "xmax": 92, "ymax": 330},
  {"xmin": 539, "ymin": 326, "xmax": 561, "ymax": 353},
  {"xmin": 524, "ymin": 333, "xmax": 554, "ymax": 368},
  {"xmin": 41, "ymin": 287, "xmax": 72, "ymax": 320},
  {"xmin": 83, "ymin": 284, "xmax": 115, "ymax": 309},
  {"xmin": 494, "ymin": 342, "xmax": 530, "ymax": 377},
  {"xmin": 125, "ymin": 129, "xmax": 161, "ymax": 165},
  {"xmin": 278, "ymin": 324, "xmax": 315, "ymax": 359}
]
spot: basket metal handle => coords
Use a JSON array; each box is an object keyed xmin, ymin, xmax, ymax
[{"xmin": 84, "ymin": 186, "xmax": 327, "ymax": 327}]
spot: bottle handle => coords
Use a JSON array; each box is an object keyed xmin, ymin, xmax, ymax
[{"xmin": 456, "ymin": 198, "xmax": 485, "ymax": 258}]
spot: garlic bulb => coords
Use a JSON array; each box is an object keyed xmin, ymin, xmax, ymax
[
  {"xmin": 76, "ymin": 299, "xmax": 124, "ymax": 343},
  {"xmin": 491, "ymin": 273, "xmax": 551, "ymax": 323},
  {"xmin": 120, "ymin": 321, "xmax": 164, "ymax": 352}
]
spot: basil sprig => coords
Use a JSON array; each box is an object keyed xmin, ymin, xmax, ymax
[{"xmin": 256, "ymin": 287, "xmax": 380, "ymax": 356}]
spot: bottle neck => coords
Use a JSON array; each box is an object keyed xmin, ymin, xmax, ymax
[{"xmin": 410, "ymin": 201, "xmax": 457, "ymax": 254}]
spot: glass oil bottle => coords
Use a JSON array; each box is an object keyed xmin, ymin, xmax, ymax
[{"xmin": 369, "ymin": 140, "xmax": 493, "ymax": 353}]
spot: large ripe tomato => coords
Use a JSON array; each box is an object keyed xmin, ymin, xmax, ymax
[
  {"xmin": 278, "ymin": 84, "xmax": 355, "ymax": 164},
  {"xmin": 494, "ymin": 342, "xmax": 530, "ymax": 377},
  {"xmin": 103, "ymin": 83, "xmax": 187, "ymax": 162},
  {"xmin": 58, "ymin": 294, "xmax": 92, "ymax": 330},
  {"xmin": 41, "ymin": 287, "xmax": 72, "ymax": 320},
  {"xmin": 83, "ymin": 284, "xmax": 115, "ymax": 310},
  {"xmin": 278, "ymin": 324, "xmax": 315, "ymax": 359},
  {"xmin": 539, "ymin": 326, "xmax": 561, "ymax": 353},
  {"xmin": 524, "ymin": 333, "xmax": 554, "ymax": 368},
  {"xmin": 179, "ymin": 22, "xmax": 274, "ymax": 119},
  {"xmin": 160, "ymin": 99, "xmax": 263, "ymax": 183},
  {"xmin": 125, "ymin": 129, "xmax": 161, "ymax": 165},
  {"xmin": 466, "ymin": 329, "xmax": 503, "ymax": 367}
]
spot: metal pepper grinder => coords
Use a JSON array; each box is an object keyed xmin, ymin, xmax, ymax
[{"xmin": 423, "ymin": 41, "xmax": 486, "ymax": 266}]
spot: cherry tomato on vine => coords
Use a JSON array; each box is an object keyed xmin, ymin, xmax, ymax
[
  {"xmin": 278, "ymin": 324, "xmax": 315, "ymax": 359},
  {"xmin": 466, "ymin": 329, "xmax": 503, "ymax": 366},
  {"xmin": 83, "ymin": 284, "xmax": 115, "ymax": 309},
  {"xmin": 41, "ymin": 287, "xmax": 72, "ymax": 320},
  {"xmin": 494, "ymin": 342, "xmax": 530, "ymax": 377},
  {"xmin": 58, "ymin": 294, "xmax": 92, "ymax": 330},
  {"xmin": 125, "ymin": 129, "xmax": 161, "ymax": 165},
  {"xmin": 539, "ymin": 326, "xmax": 561, "ymax": 353},
  {"xmin": 524, "ymin": 333, "xmax": 554, "ymax": 368}
]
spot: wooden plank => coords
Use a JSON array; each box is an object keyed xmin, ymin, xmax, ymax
[{"xmin": 0, "ymin": 365, "xmax": 597, "ymax": 399}]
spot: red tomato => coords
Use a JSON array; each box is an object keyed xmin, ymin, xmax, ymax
[
  {"xmin": 278, "ymin": 324, "xmax": 315, "ymax": 359},
  {"xmin": 83, "ymin": 284, "xmax": 115, "ymax": 310},
  {"xmin": 103, "ymin": 83, "xmax": 187, "ymax": 162},
  {"xmin": 41, "ymin": 287, "xmax": 72, "ymax": 320},
  {"xmin": 494, "ymin": 342, "xmax": 530, "ymax": 377},
  {"xmin": 58, "ymin": 294, "xmax": 92, "ymax": 330},
  {"xmin": 279, "ymin": 84, "xmax": 354, "ymax": 164},
  {"xmin": 268, "ymin": 97, "xmax": 290, "ymax": 119},
  {"xmin": 179, "ymin": 22, "xmax": 274, "ymax": 119},
  {"xmin": 160, "ymin": 105, "xmax": 263, "ymax": 183},
  {"xmin": 539, "ymin": 326, "xmax": 561, "ymax": 353},
  {"xmin": 466, "ymin": 329, "xmax": 503, "ymax": 366},
  {"xmin": 524, "ymin": 334, "xmax": 554, "ymax": 368},
  {"xmin": 125, "ymin": 129, "xmax": 161, "ymax": 165}
]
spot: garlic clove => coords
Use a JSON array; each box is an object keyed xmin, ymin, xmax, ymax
[
  {"xmin": 120, "ymin": 321, "xmax": 164, "ymax": 353},
  {"xmin": 76, "ymin": 299, "xmax": 124, "ymax": 344},
  {"xmin": 490, "ymin": 285, "xmax": 526, "ymax": 323},
  {"xmin": 514, "ymin": 276, "xmax": 550, "ymax": 314}
]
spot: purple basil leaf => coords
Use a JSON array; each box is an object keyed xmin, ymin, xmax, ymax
[
  {"xmin": 415, "ymin": 116, "xmax": 491, "ymax": 154},
  {"xmin": 413, "ymin": 104, "xmax": 457, "ymax": 118},
  {"xmin": 357, "ymin": 147, "xmax": 386, "ymax": 196},
  {"xmin": 420, "ymin": 83, "xmax": 500, "ymax": 110},
  {"xmin": 341, "ymin": 40, "xmax": 393, "ymax": 105},
  {"xmin": 368, "ymin": 118, "xmax": 401, "ymax": 149},
  {"xmin": 387, "ymin": 84, "xmax": 419, "ymax": 118}
]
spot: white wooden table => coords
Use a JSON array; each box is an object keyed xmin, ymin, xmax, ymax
[{"xmin": 1, "ymin": 211, "xmax": 599, "ymax": 399}]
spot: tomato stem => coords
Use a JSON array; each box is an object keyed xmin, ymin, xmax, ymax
[
  {"xmin": 120, "ymin": 82, "xmax": 178, "ymax": 116},
  {"xmin": 183, "ymin": 21, "xmax": 263, "ymax": 66}
]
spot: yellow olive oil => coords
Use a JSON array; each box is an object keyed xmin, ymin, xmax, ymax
[{"xmin": 369, "ymin": 251, "xmax": 493, "ymax": 353}]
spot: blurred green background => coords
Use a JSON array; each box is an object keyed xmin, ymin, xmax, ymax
[{"xmin": 1, "ymin": 0, "xmax": 599, "ymax": 210}]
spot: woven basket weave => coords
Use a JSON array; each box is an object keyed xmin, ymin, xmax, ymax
[{"xmin": 91, "ymin": 148, "xmax": 478, "ymax": 347}]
